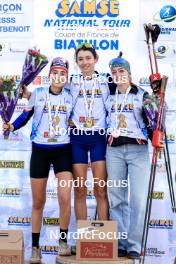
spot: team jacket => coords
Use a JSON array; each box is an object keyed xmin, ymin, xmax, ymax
[
  {"xmin": 12, "ymin": 86, "xmax": 73, "ymax": 147},
  {"xmin": 105, "ymin": 84, "xmax": 153, "ymax": 146},
  {"xmin": 69, "ymin": 73, "xmax": 110, "ymax": 131}
]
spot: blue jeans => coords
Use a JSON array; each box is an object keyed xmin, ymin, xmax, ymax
[{"xmin": 106, "ymin": 144, "xmax": 150, "ymax": 253}]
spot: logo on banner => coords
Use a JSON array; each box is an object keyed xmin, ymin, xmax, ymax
[
  {"xmin": 55, "ymin": 0, "xmax": 119, "ymax": 18},
  {"xmin": 0, "ymin": 188, "xmax": 21, "ymax": 197},
  {"xmin": 0, "ymin": 3, "xmax": 33, "ymax": 36},
  {"xmin": 15, "ymin": 103, "xmax": 26, "ymax": 113},
  {"xmin": 40, "ymin": 246, "xmax": 58, "ymax": 255},
  {"xmin": 44, "ymin": 1, "xmax": 131, "ymax": 51},
  {"xmin": 0, "ymin": 4, "xmax": 22, "ymax": 13},
  {"xmin": 0, "ymin": 161, "xmax": 24, "ymax": 169},
  {"xmin": 8, "ymin": 216, "xmax": 31, "ymax": 226},
  {"xmin": 43, "ymin": 218, "xmax": 60, "ymax": 225},
  {"xmin": 139, "ymin": 77, "xmax": 150, "ymax": 87},
  {"xmin": 154, "ymin": 5, "xmax": 176, "ymax": 23},
  {"xmin": 47, "ymin": 189, "xmax": 57, "ymax": 199},
  {"xmin": 156, "ymin": 45, "xmax": 169, "ymax": 58},
  {"xmin": 152, "ymin": 192, "xmax": 164, "ymax": 200},
  {"xmin": 149, "ymin": 219, "xmax": 173, "ymax": 229},
  {"xmin": 0, "ymin": 75, "xmax": 21, "ymax": 82},
  {"xmin": 32, "ymin": 75, "xmax": 50, "ymax": 85},
  {"xmin": 165, "ymin": 133, "xmax": 175, "ymax": 144},
  {"xmin": 87, "ymin": 190, "xmax": 95, "ymax": 199},
  {"xmin": 153, "ymin": 5, "xmax": 176, "ymax": 37},
  {"xmin": 146, "ymin": 248, "xmax": 165, "ymax": 257}
]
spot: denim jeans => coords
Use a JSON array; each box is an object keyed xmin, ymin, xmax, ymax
[{"xmin": 106, "ymin": 144, "xmax": 150, "ymax": 253}]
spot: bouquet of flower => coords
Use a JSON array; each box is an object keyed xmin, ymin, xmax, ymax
[
  {"xmin": 0, "ymin": 77, "xmax": 18, "ymax": 123},
  {"xmin": 21, "ymin": 48, "xmax": 48, "ymax": 86},
  {"xmin": 143, "ymin": 93, "xmax": 166, "ymax": 131},
  {"xmin": 0, "ymin": 48, "xmax": 48, "ymax": 138}
]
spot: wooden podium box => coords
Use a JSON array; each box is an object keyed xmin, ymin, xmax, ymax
[{"xmin": 56, "ymin": 255, "xmax": 134, "ymax": 264}]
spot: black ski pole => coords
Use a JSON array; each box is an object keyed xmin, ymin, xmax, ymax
[
  {"xmin": 164, "ymin": 130, "xmax": 176, "ymax": 213},
  {"xmin": 144, "ymin": 24, "xmax": 154, "ymax": 75},
  {"xmin": 140, "ymin": 76, "xmax": 168, "ymax": 264}
]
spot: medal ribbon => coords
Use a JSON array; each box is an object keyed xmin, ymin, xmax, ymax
[{"xmin": 81, "ymin": 76, "xmax": 96, "ymax": 119}]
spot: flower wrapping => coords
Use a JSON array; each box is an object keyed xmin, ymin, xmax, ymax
[
  {"xmin": 0, "ymin": 48, "xmax": 48, "ymax": 138},
  {"xmin": 143, "ymin": 93, "xmax": 166, "ymax": 131}
]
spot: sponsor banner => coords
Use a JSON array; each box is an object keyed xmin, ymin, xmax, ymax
[
  {"xmin": 155, "ymin": 42, "xmax": 176, "ymax": 63},
  {"xmin": 152, "ymin": 192, "xmax": 165, "ymax": 200},
  {"xmin": 40, "ymin": 245, "xmax": 58, "ymax": 255},
  {"xmin": 149, "ymin": 219, "xmax": 173, "ymax": 229},
  {"xmin": 29, "ymin": 0, "xmax": 134, "ymax": 70},
  {"xmin": 140, "ymin": 0, "xmax": 176, "ymax": 41},
  {"xmin": 0, "ymin": 187, "xmax": 21, "ymax": 197},
  {"xmin": 46, "ymin": 189, "xmax": 57, "ymax": 200},
  {"xmin": 0, "ymin": 0, "xmax": 33, "ymax": 38},
  {"xmin": 0, "ymin": 115, "xmax": 32, "ymax": 150},
  {"xmin": 0, "ymin": 160, "xmax": 24, "ymax": 168},
  {"xmin": 0, "ymin": 40, "xmax": 29, "ymax": 60},
  {"xmin": 8, "ymin": 216, "xmax": 31, "ymax": 226},
  {"xmin": 32, "ymin": 75, "xmax": 50, "ymax": 86},
  {"xmin": 0, "ymin": 1, "xmax": 175, "ymax": 263},
  {"xmin": 138, "ymin": 76, "xmax": 151, "ymax": 88},
  {"xmin": 42, "ymin": 0, "xmax": 126, "ymax": 51},
  {"xmin": 146, "ymin": 247, "xmax": 166, "ymax": 257},
  {"xmin": 43, "ymin": 217, "xmax": 60, "ymax": 226}
]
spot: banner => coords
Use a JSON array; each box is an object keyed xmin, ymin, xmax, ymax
[
  {"xmin": 0, "ymin": 1, "xmax": 176, "ymax": 264},
  {"xmin": 0, "ymin": 0, "xmax": 33, "ymax": 39},
  {"xmin": 139, "ymin": 0, "xmax": 176, "ymax": 41}
]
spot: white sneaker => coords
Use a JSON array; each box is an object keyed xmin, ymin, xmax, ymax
[
  {"xmin": 57, "ymin": 240, "xmax": 72, "ymax": 256},
  {"xmin": 29, "ymin": 247, "xmax": 42, "ymax": 263}
]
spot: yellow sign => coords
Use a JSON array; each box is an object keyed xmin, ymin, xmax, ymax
[
  {"xmin": 43, "ymin": 217, "xmax": 60, "ymax": 225},
  {"xmin": 0, "ymin": 161, "xmax": 24, "ymax": 169},
  {"xmin": 57, "ymin": 0, "xmax": 119, "ymax": 17}
]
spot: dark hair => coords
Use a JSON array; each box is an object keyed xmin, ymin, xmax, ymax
[{"xmin": 75, "ymin": 45, "xmax": 98, "ymax": 62}]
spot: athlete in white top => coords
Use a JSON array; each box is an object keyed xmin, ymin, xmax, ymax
[
  {"xmin": 105, "ymin": 54, "xmax": 161, "ymax": 259},
  {"xmin": 69, "ymin": 43, "xmax": 109, "ymax": 221},
  {"xmin": 3, "ymin": 57, "xmax": 73, "ymax": 261}
]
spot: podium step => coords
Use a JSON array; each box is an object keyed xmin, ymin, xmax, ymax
[{"xmin": 56, "ymin": 255, "xmax": 134, "ymax": 264}]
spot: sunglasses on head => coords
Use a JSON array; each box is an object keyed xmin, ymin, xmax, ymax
[{"xmin": 76, "ymin": 42, "xmax": 94, "ymax": 50}]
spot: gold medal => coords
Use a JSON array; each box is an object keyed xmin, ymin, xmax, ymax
[
  {"xmin": 51, "ymin": 115, "xmax": 60, "ymax": 135},
  {"xmin": 118, "ymin": 113, "xmax": 127, "ymax": 128},
  {"xmin": 52, "ymin": 115, "xmax": 60, "ymax": 126},
  {"xmin": 84, "ymin": 117, "xmax": 94, "ymax": 128}
]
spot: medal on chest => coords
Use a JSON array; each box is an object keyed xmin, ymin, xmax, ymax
[
  {"xmin": 84, "ymin": 117, "xmax": 94, "ymax": 128},
  {"xmin": 47, "ymin": 91, "xmax": 64, "ymax": 139}
]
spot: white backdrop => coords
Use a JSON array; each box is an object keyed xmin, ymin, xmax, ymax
[{"xmin": 0, "ymin": 1, "xmax": 176, "ymax": 263}]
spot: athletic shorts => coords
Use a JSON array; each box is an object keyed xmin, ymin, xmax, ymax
[
  {"xmin": 70, "ymin": 130, "xmax": 106, "ymax": 164},
  {"xmin": 30, "ymin": 143, "xmax": 72, "ymax": 178}
]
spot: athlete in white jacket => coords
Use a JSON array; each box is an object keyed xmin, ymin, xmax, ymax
[
  {"xmin": 3, "ymin": 57, "xmax": 73, "ymax": 262},
  {"xmin": 106, "ymin": 55, "xmax": 153, "ymax": 260}
]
